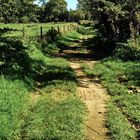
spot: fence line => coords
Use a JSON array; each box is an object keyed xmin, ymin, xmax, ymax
[{"xmin": 20, "ymin": 23, "xmax": 79, "ymax": 42}]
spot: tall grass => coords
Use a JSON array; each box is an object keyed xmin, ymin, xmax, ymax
[
  {"xmin": 0, "ymin": 28, "xmax": 87, "ymax": 139},
  {"xmin": 0, "ymin": 76, "xmax": 30, "ymax": 139},
  {"xmin": 24, "ymin": 97, "xmax": 86, "ymax": 140}
]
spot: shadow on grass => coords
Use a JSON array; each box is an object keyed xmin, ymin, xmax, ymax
[
  {"xmin": 0, "ymin": 28, "xmax": 21, "ymax": 36},
  {"xmin": 0, "ymin": 36, "xmax": 76, "ymax": 90},
  {"xmin": 125, "ymin": 63, "xmax": 140, "ymax": 87},
  {"xmin": 55, "ymin": 33, "xmax": 114, "ymax": 61}
]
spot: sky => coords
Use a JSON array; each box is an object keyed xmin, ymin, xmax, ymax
[
  {"xmin": 34, "ymin": 0, "xmax": 78, "ymax": 10},
  {"xmin": 66, "ymin": 0, "xmax": 78, "ymax": 10}
]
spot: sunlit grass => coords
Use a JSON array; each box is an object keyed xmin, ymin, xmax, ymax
[
  {"xmin": 0, "ymin": 28, "xmax": 87, "ymax": 139},
  {"xmin": 24, "ymin": 97, "xmax": 86, "ymax": 140},
  {"xmin": 0, "ymin": 23, "xmax": 77, "ymax": 37},
  {"xmin": 0, "ymin": 76, "xmax": 30, "ymax": 139},
  {"xmin": 81, "ymin": 59, "xmax": 140, "ymax": 139}
]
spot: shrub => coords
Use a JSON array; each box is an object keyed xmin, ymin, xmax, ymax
[
  {"xmin": 20, "ymin": 16, "xmax": 30, "ymax": 23},
  {"xmin": 114, "ymin": 43, "xmax": 140, "ymax": 61},
  {"xmin": 46, "ymin": 28, "xmax": 61, "ymax": 42}
]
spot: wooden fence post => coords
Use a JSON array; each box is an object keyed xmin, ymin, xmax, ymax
[
  {"xmin": 63, "ymin": 26, "xmax": 65, "ymax": 33},
  {"xmin": 57, "ymin": 26, "xmax": 60, "ymax": 32},
  {"xmin": 22, "ymin": 27, "xmax": 25, "ymax": 40},
  {"xmin": 68, "ymin": 25, "xmax": 70, "ymax": 31},
  {"xmin": 40, "ymin": 26, "xmax": 43, "ymax": 40},
  {"xmin": 77, "ymin": 24, "xmax": 79, "ymax": 30}
]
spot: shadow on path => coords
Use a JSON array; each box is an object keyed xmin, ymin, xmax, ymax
[
  {"xmin": 55, "ymin": 33, "xmax": 111, "ymax": 140},
  {"xmin": 55, "ymin": 33, "xmax": 110, "ymax": 61}
]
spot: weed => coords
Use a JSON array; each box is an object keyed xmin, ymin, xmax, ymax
[{"xmin": 24, "ymin": 97, "xmax": 86, "ymax": 140}]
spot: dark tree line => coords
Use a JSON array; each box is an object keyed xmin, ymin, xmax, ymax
[
  {"xmin": 0, "ymin": 0, "xmax": 86, "ymax": 23},
  {"xmin": 78, "ymin": 0, "xmax": 140, "ymax": 44}
]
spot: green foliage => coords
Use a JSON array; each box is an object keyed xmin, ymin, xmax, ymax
[
  {"xmin": 46, "ymin": 27, "xmax": 61, "ymax": 42},
  {"xmin": 0, "ymin": 38, "xmax": 29, "ymax": 74},
  {"xmin": 79, "ymin": 0, "xmax": 140, "ymax": 42},
  {"xmin": 20, "ymin": 16, "xmax": 30, "ymax": 23},
  {"xmin": 114, "ymin": 43, "xmax": 140, "ymax": 61},
  {"xmin": 107, "ymin": 102, "xmax": 137, "ymax": 140},
  {"xmin": 44, "ymin": 0, "xmax": 68, "ymax": 22},
  {"xmin": 0, "ymin": 76, "xmax": 30, "ymax": 140},
  {"xmin": 69, "ymin": 9, "xmax": 85, "ymax": 23},
  {"xmin": 0, "ymin": 0, "xmax": 38, "ymax": 23},
  {"xmin": 82, "ymin": 58, "xmax": 140, "ymax": 139}
]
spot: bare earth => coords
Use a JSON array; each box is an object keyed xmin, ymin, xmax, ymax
[
  {"xmin": 70, "ymin": 60, "xmax": 110, "ymax": 140},
  {"xmin": 30, "ymin": 33, "xmax": 111, "ymax": 139}
]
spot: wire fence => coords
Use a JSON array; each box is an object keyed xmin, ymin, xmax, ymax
[{"xmin": 20, "ymin": 23, "xmax": 79, "ymax": 42}]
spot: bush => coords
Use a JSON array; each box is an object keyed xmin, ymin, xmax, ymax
[
  {"xmin": 20, "ymin": 16, "xmax": 30, "ymax": 23},
  {"xmin": 114, "ymin": 43, "xmax": 140, "ymax": 61},
  {"xmin": 0, "ymin": 38, "xmax": 29, "ymax": 74},
  {"xmin": 46, "ymin": 28, "xmax": 61, "ymax": 42}
]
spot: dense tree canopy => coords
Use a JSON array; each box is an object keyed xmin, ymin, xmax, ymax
[
  {"xmin": 78, "ymin": 0, "xmax": 140, "ymax": 42},
  {"xmin": 0, "ymin": 0, "xmax": 86, "ymax": 23},
  {"xmin": 69, "ymin": 9, "xmax": 85, "ymax": 23},
  {"xmin": 44, "ymin": 0, "xmax": 67, "ymax": 22},
  {"xmin": 0, "ymin": 0, "xmax": 38, "ymax": 23}
]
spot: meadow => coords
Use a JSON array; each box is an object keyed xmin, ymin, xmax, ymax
[
  {"xmin": 0, "ymin": 23, "xmax": 87, "ymax": 140},
  {"xmin": 0, "ymin": 22, "xmax": 77, "ymax": 38}
]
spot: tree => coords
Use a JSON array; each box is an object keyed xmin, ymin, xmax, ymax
[
  {"xmin": 44, "ymin": 0, "xmax": 68, "ymax": 22},
  {"xmin": 78, "ymin": 0, "xmax": 140, "ymax": 43},
  {"xmin": 69, "ymin": 9, "xmax": 85, "ymax": 23},
  {"xmin": 0, "ymin": 0, "xmax": 19, "ymax": 23},
  {"xmin": 0, "ymin": 0, "xmax": 38, "ymax": 23}
]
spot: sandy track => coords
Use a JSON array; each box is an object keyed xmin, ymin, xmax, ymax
[{"xmin": 70, "ymin": 61, "xmax": 110, "ymax": 140}]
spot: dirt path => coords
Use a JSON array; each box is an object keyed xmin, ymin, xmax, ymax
[
  {"xmin": 57, "ymin": 32, "xmax": 111, "ymax": 139},
  {"xmin": 70, "ymin": 60, "xmax": 110, "ymax": 140},
  {"xmin": 30, "ymin": 32, "xmax": 111, "ymax": 139}
]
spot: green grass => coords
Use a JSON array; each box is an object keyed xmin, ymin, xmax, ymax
[
  {"xmin": 24, "ymin": 97, "xmax": 86, "ymax": 140},
  {"xmin": 0, "ymin": 76, "xmax": 30, "ymax": 140},
  {"xmin": 81, "ymin": 59, "xmax": 140, "ymax": 139},
  {"xmin": 57, "ymin": 30, "xmax": 82, "ymax": 46},
  {"xmin": 0, "ymin": 23, "xmax": 77, "ymax": 38},
  {"xmin": 22, "ymin": 42, "xmax": 87, "ymax": 140},
  {"xmin": 0, "ymin": 28, "xmax": 87, "ymax": 139},
  {"xmin": 107, "ymin": 102, "xmax": 137, "ymax": 140}
]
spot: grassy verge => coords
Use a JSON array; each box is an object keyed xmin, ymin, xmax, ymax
[
  {"xmin": 41, "ymin": 30, "xmax": 82, "ymax": 54},
  {"xmin": 24, "ymin": 97, "xmax": 86, "ymax": 140},
  {"xmin": 81, "ymin": 59, "xmax": 140, "ymax": 139},
  {"xmin": 0, "ymin": 29, "xmax": 87, "ymax": 139},
  {"xmin": 0, "ymin": 76, "xmax": 30, "ymax": 139}
]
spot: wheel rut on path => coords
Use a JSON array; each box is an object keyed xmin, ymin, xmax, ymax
[{"xmin": 70, "ymin": 61, "xmax": 110, "ymax": 140}]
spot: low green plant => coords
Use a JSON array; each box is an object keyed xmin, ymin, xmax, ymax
[
  {"xmin": 107, "ymin": 102, "xmax": 137, "ymax": 140},
  {"xmin": 0, "ymin": 76, "xmax": 30, "ymax": 140},
  {"xmin": 24, "ymin": 97, "xmax": 87, "ymax": 140},
  {"xmin": 46, "ymin": 28, "xmax": 61, "ymax": 42},
  {"xmin": 114, "ymin": 43, "xmax": 140, "ymax": 61},
  {"xmin": 81, "ymin": 58, "xmax": 140, "ymax": 139}
]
